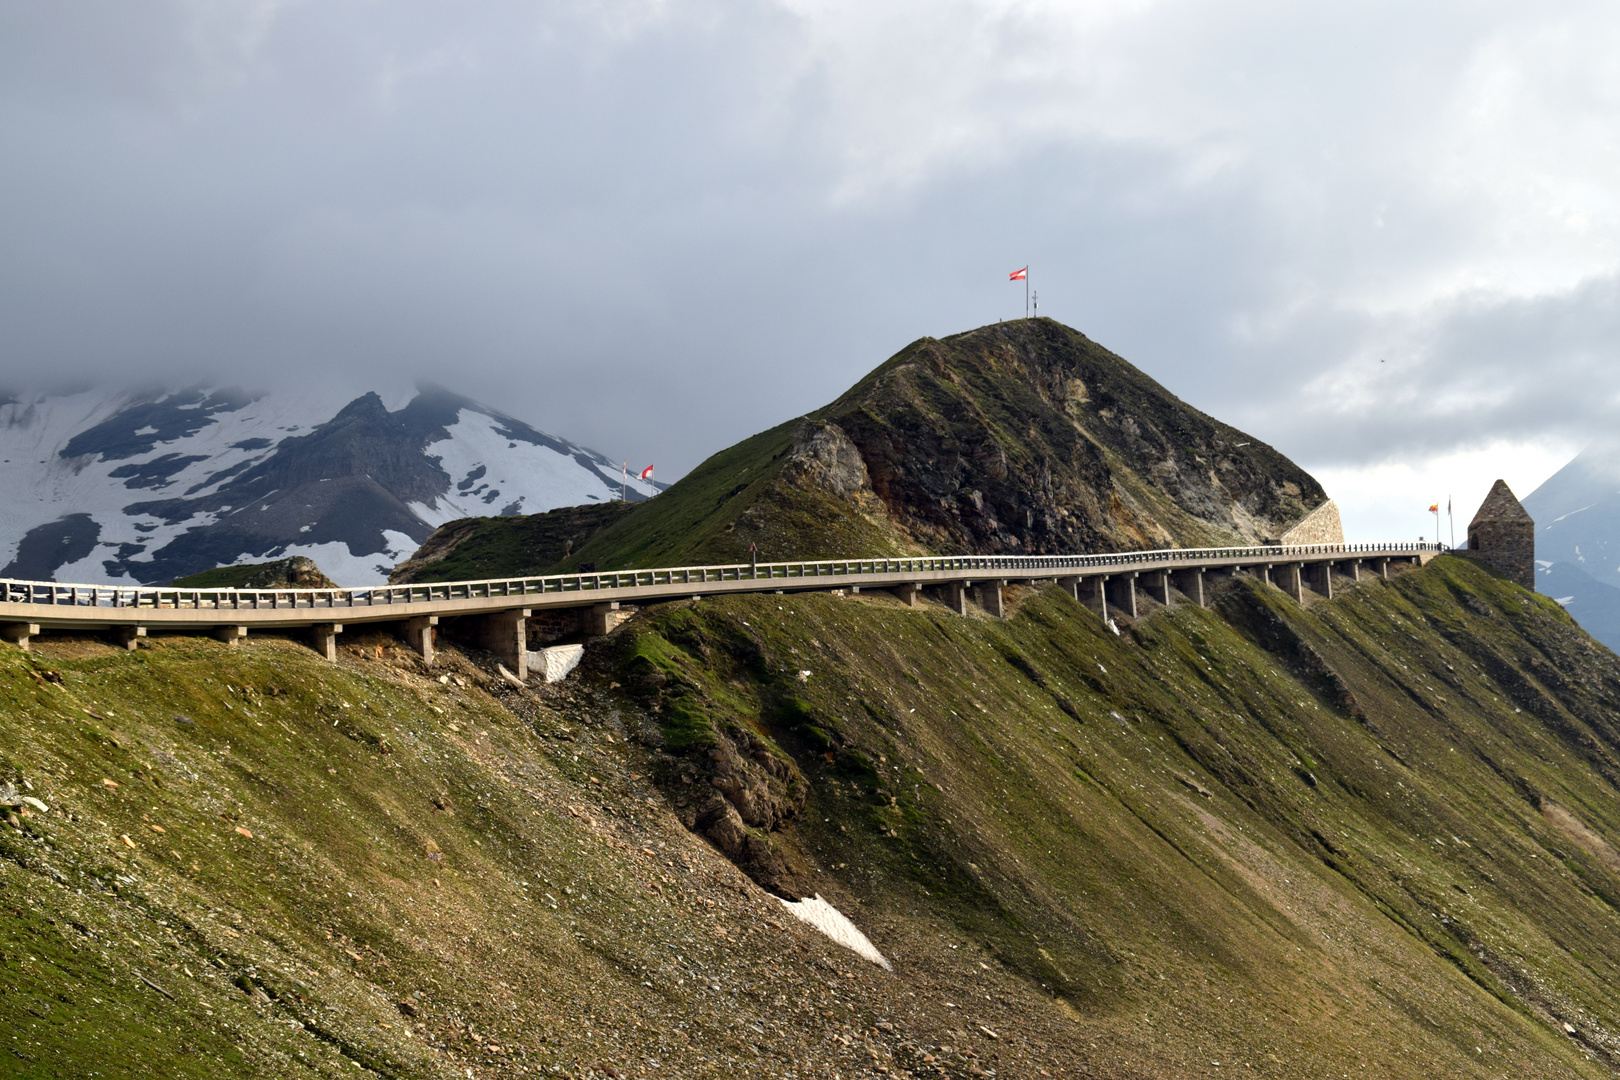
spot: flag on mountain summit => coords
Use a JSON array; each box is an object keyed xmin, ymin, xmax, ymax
[
  {"xmin": 1009, "ymin": 267, "xmax": 1027, "ymax": 281},
  {"xmin": 1429, "ymin": 503, "xmax": 1439, "ymax": 512},
  {"xmin": 639, "ymin": 465, "xmax": 654, "ymax": 481}
]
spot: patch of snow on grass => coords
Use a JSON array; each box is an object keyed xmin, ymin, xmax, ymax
[{"xmin": 779, "ymin": 894, "xmax": 892, "ymax": 971}]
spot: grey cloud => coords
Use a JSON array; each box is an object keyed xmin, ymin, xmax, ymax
[{"xmin": 0, "ymin": 1, "xmax": 1616, "ymax": 484}]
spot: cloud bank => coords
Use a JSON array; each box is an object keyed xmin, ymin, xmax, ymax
[{"xmin": 1, "ymin": 1, "xmax": 1617, "ymax": 537}]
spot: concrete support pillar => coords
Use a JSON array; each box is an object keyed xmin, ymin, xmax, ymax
[
  {"xmin": 1258, "ymin": 564, "xmax": 1273, "ymax": 588},
  {"xmin": 975, "ymin": 580, "xmax": 1006, "ymax": 618},
  {"xmin": 1275, "ymin": 564, "xmax": 1305, "ymax": 603},
  {"xmin": 1171, "ymin": 568, "xmax": 1206, "ymax": 607},
  {"xmin": 405, "ymin": 615, "xmax": 438, "ymax": 665},
  {"xmin": 311, "ymin": 623, "xmax": 343, "ymax": 663},
  {"xmin": 1347, "ymin": 559, "xmax": 1362, "ymax": 583},
  {"xmin": 585, "ymin": 601, "xmax": 620, "ymax": 636},
  {"xmin": 890, "ymin": 583, "xmax": 922, "ymax": 607},
  {"xmin": 1080, "ymin": 577, "xmax": 1107, "ymax": 618},
  {"xmin": 1310, "ymin": 561, "xmax": 1334, "ymax": 599},
  {"xmin": 1, "ymin": 622, "xmax": 40, "ymax": 652},
  {"xmin": 1374, "ymin": 557, "xmax": 1390, "ymax": 580},
  {"xmin": 940, "ymin": 581, "xmax": 970, "ymax": 616},
  {"xmin": 1145, "ymin": 570, "xmax": 1171, "ymax": 606},
  {"xmin": 111, "ymin": 625, "xmax": 146, "ymax": 651},
  {"xmin": 214, "ymin": 625, "xmax": 247, "ymax": 646},
  {"xmin": 1057, "ymin": 576, "xmax": 1082, "ymax": 602},
  {"xmin": 480, "ymin": 609, "xmax": 530, "ymax": 679},
  {"xmin": 1104, "ymin": 574, "xmax": 1138, "ymax": 619}
]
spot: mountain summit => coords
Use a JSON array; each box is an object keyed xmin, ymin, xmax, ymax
[
  {"xmin": 429, "ymin": 319, "xmax": 1339, "ymax": 578},
  {"xmin": 0, "ymin": 384, "xmax": 644, "ymax": 586}
]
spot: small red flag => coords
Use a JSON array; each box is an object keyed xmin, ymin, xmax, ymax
[
  {"xmin": 639, "ymin": 465, "xmax": 654, "ymax": 481},
  {"xmin": 1009, "ymin": 267, "xmax": 1027, "ymax": 281}
]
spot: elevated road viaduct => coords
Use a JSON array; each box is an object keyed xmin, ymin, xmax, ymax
[{"xmin": 1, "ymin": 543, "xmax": 1437, "ymax": 680}]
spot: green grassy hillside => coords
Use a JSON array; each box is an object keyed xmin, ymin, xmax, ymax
[
  {"xmin": 7, "ymin": 557, "xmax": 1620, "ymax": 1077},
  {"xmin": 387, "ymin": 501, "xmax": 635, "ymax": 584}
]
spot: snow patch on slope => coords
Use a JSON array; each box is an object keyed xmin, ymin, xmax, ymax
[
  {"xmin": 416, "ymin": 409, "xmax": 620, "ymax": 526},
  {"xmin": 779, "ymin": 894, "xmax": 892, "ymax": 970}
]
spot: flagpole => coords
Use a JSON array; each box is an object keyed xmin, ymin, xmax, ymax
[
  {"xmin": 1448, "ymin": 496, "xmax": 1454, "ymax": 550},
  {"xmin": 1026, "ymin": 267, "xmax": 1030, "ymax": 319}
]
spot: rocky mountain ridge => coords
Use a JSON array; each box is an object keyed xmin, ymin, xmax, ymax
[{"xmin": 0, "ymin": 384, "xmax": 653, "ymax": 586}]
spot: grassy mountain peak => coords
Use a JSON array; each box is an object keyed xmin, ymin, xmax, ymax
[{"xmin": 395, "ymin": 319, "xmax": 1327, "ymax": 582}]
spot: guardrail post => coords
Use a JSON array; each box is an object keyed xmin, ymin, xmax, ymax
[
  {"xmin": 480, "ymin": 609, "xmax": 530, "ymax": 679},
  {"xmin": 1, "ymin": 622, "xmax": 40, "ymax": 652},
  {"xmin": 975, "ymin": 580, "xmax": 1006, "ymax": 618},
  {"xmin": 111, "ymin": 625, "xmax": 146, "ymax": 651},
  {"xmin": 405, "ymin": 616, "xmax": 438, "ymax": 665},
  {"xmin": 214, "ymin": 625, "xmax": 247, "ymax": 646}
]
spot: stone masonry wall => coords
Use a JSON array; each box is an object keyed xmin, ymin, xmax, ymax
[
  {"xmin": 1468, "ymin": 521, "xmax": 1535, "ymax": 590},
  {"xmin": 1278, "ymin": 499, "xmax": 1345, "ymax": 546}
]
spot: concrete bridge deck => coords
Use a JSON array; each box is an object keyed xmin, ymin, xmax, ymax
[{"xmin": 0, "ymin": 542, "xmax": 1438, "ymax": 677}]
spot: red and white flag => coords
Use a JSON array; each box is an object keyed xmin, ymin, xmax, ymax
[
  {"xmin": 1009, "ymin": 267, "xmax": 1027, "ymax": 281},
  {"xmin": 639, "ymin": 464, "xmax": 654, "ymax": 481}
]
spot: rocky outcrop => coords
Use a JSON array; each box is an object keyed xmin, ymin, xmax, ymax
[
  {"xmin": 780, "ymin": 419, "xmax": 873, "ymax": 499},
  {"xmin": 171, "ymin": 555, "xmax": 337, "ymax": 590}
]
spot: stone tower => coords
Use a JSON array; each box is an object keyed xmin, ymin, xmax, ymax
[{"xmin": 1466, "ymin": 479, "xmax": 1535, "ymax": 589}]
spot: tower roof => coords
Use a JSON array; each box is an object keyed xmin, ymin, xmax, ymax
[{"xmin": 1469, "ymin": 479, "xmax": 1533, "ymax": 527}]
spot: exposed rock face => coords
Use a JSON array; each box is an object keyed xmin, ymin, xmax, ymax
[
  {"xmin": 677, "ymin": 726, "xmax": 809, "ymax": 896},
  {"xmin": 171, "ymin": 555, "xmax": 337, "ymax": 590},
  {"xmin": 238, "ymin": 556, "xmax": 338, "ymax": 590},
  {"xmin": 820, "ymin": 320, "xmax": 1329, "ymax": 554},
  {"xmin": 781, "ymin": 419, "xmax": 873, "ymax": 500}
]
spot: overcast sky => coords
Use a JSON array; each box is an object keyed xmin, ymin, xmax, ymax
[{"xmin": 3, "ymin": 1, "xmax": 1617, "ymax": 541}]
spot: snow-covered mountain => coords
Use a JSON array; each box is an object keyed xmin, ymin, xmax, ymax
[
  {"xmin": 0, "ymin": 385, "xmax": 654, "ymax": 586},
  {"xmin": 1523, "ymin": 444, "xmax": 1620, "ymax": 652}
]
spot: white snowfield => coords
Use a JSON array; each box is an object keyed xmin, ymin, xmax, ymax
[
  {"xmin": 779, "ymin": 894, "xmax": 893, "ymax": 971},
  {"xmin": 0, "ymin": 384, "xmax": 635, "ymax": 586}
]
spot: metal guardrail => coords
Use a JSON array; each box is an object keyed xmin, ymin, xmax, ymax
[{"xmin": 0, "ymin": 542, "xmax": 1439, "ymax": 611}]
